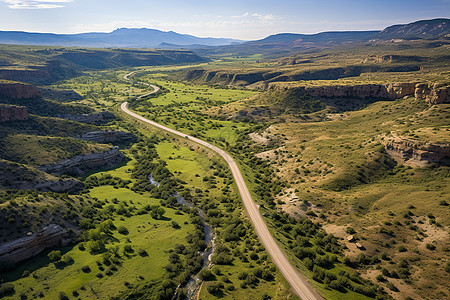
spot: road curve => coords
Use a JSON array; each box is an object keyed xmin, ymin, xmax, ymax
[{"xmin": 121, "ymin": 72, "xmax": 323, "ymax": 300}]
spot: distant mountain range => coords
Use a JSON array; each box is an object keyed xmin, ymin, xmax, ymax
[
  {"xmin": 0, "ymin": 28, "xmax": 241, "ymax": 48},
  {"xmin": 0, "ymin": 18, "xmax": 447, "ymax": 50}
]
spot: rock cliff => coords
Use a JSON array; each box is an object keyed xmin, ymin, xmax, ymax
[
  {"xmin": 38, "ymin": 146, "xmax": 125, "ymax": 176},
  {"xmin": 0, "ymin": 224, "xmax": 70, "ymax": 265},
  {"xmin": 301, "ymin": 82, "xmax": 417, "ymax": 100},
  {"xmin": 79, "ymin": 130, "xmax": 136, "ymax": 143},
  {"xmin": 0, "ymin": 81, "xmax": 41, "ymax": 99},
  {"xmin": 0, "ymin": 105, "xmax": 29, "ymax": 122},
  {"xmin": 383, "ymin": 135, "xmax": 450, "ymax": 167},
  {"xmin": 0, "ymin": 159, "xmax": 84, "ymax": 193},
  {"xmin": 415, "ymin": 83, "xmax": 450, "ymax": 104}
]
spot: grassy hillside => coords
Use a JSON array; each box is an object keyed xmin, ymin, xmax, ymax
[{"xmin": 246, "ymin": 97, "xmax": 449, "ymax": 299}]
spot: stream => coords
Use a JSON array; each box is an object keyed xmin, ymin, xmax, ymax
[{"xmin": 148, "ymin": 174, "xmax": 215, "ymax": 299}]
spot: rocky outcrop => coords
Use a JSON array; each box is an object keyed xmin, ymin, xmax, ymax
[
  {"xmin": 0, "ymin": 224, "xmax": 70, "ymax": 265},
  {"xmin": 34, "ymin": 179, "xmax": 84, "ymax": 193},
  {"xmin": 0, "ymin": 81, "xmax": 41, "ymax": 99},
  {"xmin": 383, "ymin": 135, "xmax": 450, "ymax": 167},
  {"xmin": 264, "ymin": 82, "xmax": 417, "ymax": 103},
  {"xmin": 38, "ymin": 146, "xmax": 125, "ymax": 176},
  {"xmin": 79, "ymin": 130, "xmax": 136, "ymax": 144},
  {"xmin": 0, "ymin": 159, "xmax": 84, "ymax": 193},
  {"xmin": 61, "ymin": 111, "xmax": 115, "ymax": 124},
  {"xmin": 362, "ymin": 55, "xmax": 423, "ymax": 64},
  {"xmin": 415, "ymin": 83, "xmax": 450, "ymax": 104},
  {"xmin": 40, "ymin": 88, "xmax": 83, "ymax": 102},
  {"xmin": 0, "ymin": 105, "xmax": 28, "ymax": 122}
]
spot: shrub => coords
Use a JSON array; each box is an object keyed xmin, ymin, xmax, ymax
[
  {"xmin": 81, "ymin": 265, "xmax": 91, "ymax": 273},
  {"xmin": 426, "ymin": 243, "xmax": 436, "ymax": 250},
  {"xmin": 0, "ymin": 283, "xmax": 15, "ymax": 297},
  {"xmin": 138, "ymin": 249, "xmax": 148, "ymax": 257},
  {"xmin": 207, "ymin": 282, "xmax": 224, "ymax": 294},
  {"xmin": 376, "ymin": 274, "xmax": 385, "ymax": 282},
  {"xmin": 118, "ymin": 226, "xmax": 129, "ymax": 235},
  {"xmin": 59, "ymin": 292, "xmax": 69, "ymax": 300},
  {"xmin": 48, "ymin": 250, "xmax": 61, "ymax": 262}
]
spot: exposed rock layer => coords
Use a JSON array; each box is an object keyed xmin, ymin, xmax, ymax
[
  {"xmin": 0, "ymin": 81, "xmax": 41, "ymax": 99},
  {"xmin": 0, "ymin": 224, "xmax": 70, "ymax": 265},
  {"xmin": 79, "ymin": 130, "xmax": 136, "ymax": 143},
  {"xmin": 383, "ymin": 135, "xmax": 450, "ymax": 167},
  {"xmin": 415, "ymin": 83, "xmax": 450, "ymax": 104},
  {"xmin": 38, "ymin": 146, "xmax": 125, "ymax": 176},
  {"xmin": 0, "ymin": 105, "xmax": 29, "ymax": 122}
]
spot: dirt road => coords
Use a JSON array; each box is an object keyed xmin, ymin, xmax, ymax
[{"xmin": 121, "ymin": 74, "xmax": 323, "ymax": 300}]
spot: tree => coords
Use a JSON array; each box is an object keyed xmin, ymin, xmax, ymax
[{"xmin": 48, "ymin": 250, "xmax": 62, "ymax": 263}]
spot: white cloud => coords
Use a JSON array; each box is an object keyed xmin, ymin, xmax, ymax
[{"xmin": 2, "ymin": 0, "xmax": 73, "ymax": 9}]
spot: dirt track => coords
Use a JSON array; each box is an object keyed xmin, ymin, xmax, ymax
[{"xmin": 121, "ymin": 73, "xmax": 323, "ymax": 300}]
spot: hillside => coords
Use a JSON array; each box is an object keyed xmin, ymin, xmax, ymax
[
  {"xmin": 377, "ymin": 18, "xmax": 450, "ymax": 40},
  {"xmin": 0, "ymin": 46, "xmax": 206, "ymax": 84},
  {"xmin": 193, "ymin": 18, "xmax": 449, "ymax": 58}
]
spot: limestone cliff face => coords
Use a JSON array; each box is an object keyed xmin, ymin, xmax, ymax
[
  {"xmin": 300, "ymin": 82, "xmax": 417, "ymax": 100},
  {"xmin": 0, "ymin": 224, "xmax": 70, "ymax": 265},
  {"xmin": 0, "ymin": 81, "xmax": 41, "ymax": 99},
  {"xmin": 0, "ymin": 105, "xmax": 29, "ymax": 122},
  {"xmin": 38, "ymin": 146, "xmax": 125, "ymax": 176},
  {"xmin": 415, "ymin": 83, "xmax": 450, "ymax": 104},
  {"xmin": 383, "ymin": 135, "xmax": 450, "ymax": 167},
  {"xmin": 79, "ymin": 130, "xmax": 136, "ymax": 143}
]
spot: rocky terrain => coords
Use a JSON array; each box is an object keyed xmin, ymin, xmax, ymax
[
  {"xmin": 79, "ymin": 130, "xmax": 136, "ymax": 144},
  {"xmin": 180, "ymin": 65, "xmax": 421, "ymax": 88},
  {"xmin": 415, "ymin": 83, "xmax": 450, "ymax": 104},
  {"xmin": 0, "ymin": 159, "xmax": 84, "ymax": 193},
  {"xmin": 0, "ymin": 80, "xmax": 41, "ymax": 99},
  {"xmin": 0, "ymin": 224, "xmax": 70, "ymax": 265},
  {"xmin": 38, "ymin": 146, "xmax": 125, "ymax": 176},
  {"xmin": 0, "ymin": 105, "xmax": 28, "ymax": 122},
  {"xmin": 382, "ymin": 134, "xmax": 450, "ymax": 167}
]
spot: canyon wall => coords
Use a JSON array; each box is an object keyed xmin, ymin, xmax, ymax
[
  {"xmin": 415, "ymin": 83, "xmax": 450, "ymax": 104},
  {"xmin": 38, "ymin": 146, "xmax": 125, "ymax": 176},
  {"xmin": 383, "ymin": 135, "xmax": 450, "ymax": 167},
  {"xmin": 0, "ymin": 105, "xmax": 29, "ymax": 122},
  {"xmin": 0, "ymin": 81, "xmax": 41, "ymax": 99},
  {"xmin": 0, "ymin": 224, "xmax": 70, "ymax": 265},
  {"xmin": 79, "ymin": 130, "xmax": 136, "ymax": 143}
]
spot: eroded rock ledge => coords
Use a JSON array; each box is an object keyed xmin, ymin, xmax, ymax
[
  {"xmin": 0, "ymin": 105, "xmax": 29, "ymax": 122},
  {"xmin": 79, "ymin": 130, "xmax": 136, "ymax": 144},
  {"xmin": 38, "ymin": 146, "xmax": 125, "ymax": 176},
  {"xmin": 267, "ymin": 82, "xmax": 449, "ymax": 104},
  {"xmin": 0, "ymin": 224, "xmax": 70, "ymax": 265},
  {"xmin": 382, "ymin": 135, "xmax": 450, "ymax": 167},
  {"xmin": 0, "ymin": 81, "xmax": 41, "ymax": 99}
]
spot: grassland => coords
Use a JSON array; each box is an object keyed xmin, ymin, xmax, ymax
[{"xmin": 247, "ymin": 97, "xmax": 450, "ymax": 299}]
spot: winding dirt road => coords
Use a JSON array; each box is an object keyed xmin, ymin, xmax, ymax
[{"xmin": 121, "ymin": 72, "xmax": 323, "ymax": 300}]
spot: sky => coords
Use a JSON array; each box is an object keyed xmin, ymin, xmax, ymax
[{"xmin": 0, "ymin": 0, "xmax": 449, "ymax": 40}]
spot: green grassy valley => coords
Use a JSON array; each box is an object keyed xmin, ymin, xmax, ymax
[{"xmin": 0, "ymin": 18, "xmax": 449, "ymax": 300}]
